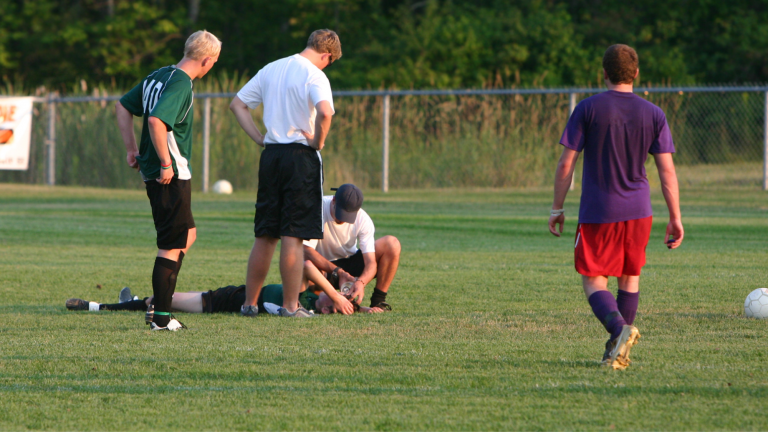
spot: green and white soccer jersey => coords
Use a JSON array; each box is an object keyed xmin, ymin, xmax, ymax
[
  {"xmin": 261, "ymin": 284, "xmax": 319, "ymax": 311},
  {"xmin": 119, "ymin": 65, "xmax": 194, "ymax": 180}
]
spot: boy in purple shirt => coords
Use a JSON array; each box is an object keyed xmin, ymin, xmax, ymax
[{"xmin": 548, "ymin": 44, "xmax": 684, "ymax": 370}]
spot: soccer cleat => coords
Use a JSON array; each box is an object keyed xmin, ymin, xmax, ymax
[
  {"xmin": 605, "ymin": 325, "xmax": 641, "ymax": 370},
  {"xmin": 278, "ymin": 306, "xmax": 315, "ymax": 318},
  {"xmin": 66, "ymin": 298, "xmax": 89, "ymax": 311},
  {"xmin": 370, "ymin": 301, "xmax": 392, "ymax": 311},
  {"xmin": 119, "ymin": 287, "xmax": 133, "ymax": 303},
  {"xmin": 240, "ymin": 305, "xmax": 259, "ymax": 317},
  {"xmin": 149, "ymin": 318, "xmax": 187, "ymax": 331},
  {"xmin": 145, "ymin": 304, "xmax": 154, "ymax": 325},
  {"xmin": 66, "ymin": 298, "xmax": 100, "ymax": 311}
]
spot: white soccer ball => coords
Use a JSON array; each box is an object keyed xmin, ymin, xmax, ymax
[
  {"xmin": 212, "ymin": 179, "xmax": 233, "ymax": 195},
  {"xmin": 744, "ymin": 288, "xmax": 768, "ymax": 319}
]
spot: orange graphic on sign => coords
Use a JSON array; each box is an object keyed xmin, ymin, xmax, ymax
[{"xmin": 0, "ymin": 105, "xmax": 17, "ymax": 145}]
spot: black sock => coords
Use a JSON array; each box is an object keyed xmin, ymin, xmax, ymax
[
  {"xmin": 152, "ymin": 257, "xmax": 177, "ymax": 327},
  {"xmin": 166, "ymin": 252, "xmax": 185, "ymax": 314},
  {"xmin": 370, "ymin": 288, "xmax": 387, "ymax": 307},
  {"xmin": 100, "ymin": 299, "xmax": 148, "ymax": 311}
]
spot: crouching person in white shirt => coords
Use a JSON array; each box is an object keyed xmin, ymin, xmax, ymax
[{"xmin": 303, "ymin": 184, "xmax": 400, "ymax": 310}]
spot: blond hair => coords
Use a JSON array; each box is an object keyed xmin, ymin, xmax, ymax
[
  {"xmin": 184, "ymin": 30, "xmax": 222, "ymax": 60},
  {"xmin": 307, "ymin": 29, "xmax": 342, "ymax": 62}
]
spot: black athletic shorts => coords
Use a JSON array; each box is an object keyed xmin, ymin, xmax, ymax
[
  {"xmin": 254, "ymin": 143, "xmax": 323, "ymax": 240},
  {"xmin": 331, "ymin": 249, "xmax": 367, "ymax": 278},
  {"xmin": 200, "ymin": 285, "xmax": 271, "ymax": 314},
  {"xmin": 145, "ymin": 178, "xmax": 195, "ymax": 250}
]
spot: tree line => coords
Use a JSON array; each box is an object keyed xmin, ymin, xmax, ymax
[{"xmin": 2, "ymin": 0, "xmax": 766, "ymax": 92}]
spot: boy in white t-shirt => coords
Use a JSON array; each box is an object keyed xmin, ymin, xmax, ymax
[
  {"xmin": 230, "ymin": 29, "xmax": 341, "ymax": 318},
  {"xmin": 303, "ymin": 184, "xmax": 401, "ymax": 310}
]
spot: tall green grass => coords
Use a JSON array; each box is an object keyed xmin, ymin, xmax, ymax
[{"xmin": 1, "ymin": 77, "xmax": 764, "ymax": 190}]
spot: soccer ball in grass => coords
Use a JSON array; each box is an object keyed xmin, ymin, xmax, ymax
[
  {"xmin": 744, "ymin": 288, "xmax": 768, "ymax": 319},
  {"xmin": 212, "ymin": 179, "xmax": 233, "ymax": 195}
]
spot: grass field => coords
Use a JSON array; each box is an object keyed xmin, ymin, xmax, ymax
[{"xmin": 1, "ymin": 183, "xmax": 767, "ymax": 430}]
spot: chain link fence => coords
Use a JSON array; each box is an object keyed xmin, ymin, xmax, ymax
[{"xmin": 1, "ymin": 86, "xmax": 766, "ymax": 191}]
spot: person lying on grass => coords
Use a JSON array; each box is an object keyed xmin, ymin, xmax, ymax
[{"xmin": 66, "ymin": 260, "xmax": 385, "ymax": 316}]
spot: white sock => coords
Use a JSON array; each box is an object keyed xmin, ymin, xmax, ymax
[{"xmin": 88, "ymin": 302, "xmax": 100, "ymax": 312}]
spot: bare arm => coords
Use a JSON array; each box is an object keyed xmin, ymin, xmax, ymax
[
  {"xmin": 229, "ymin": 96, "xmax": 265, "ymax": 147},
  {"xmin": 304, "ymin": 245, "xmax": 337, "ymax": 273},
  {"xmin": 301, "ymin": 101, "xmax": 333, "ymax": 150},
  {"xmin": 654, "ymin": 152, "xmax": 684, "ymax": 249},
  {"xmin": 348, "ymin": 252, "xmax": 377, "ymax": 305},
  {"xmin": 303, "ymin": 245, "xmax": 355, "ymax": 285},
  {"xmin": 549, "ymin": 147, "xmax": 580, "ymax": 236},
  {"xmin": 115, "ymin": 102, "xmax": 139, "ymax": 170},
  {"xmin": 148, "ymin": 116, "xmax": 174, "ymax": 184},
  {"xmin": 303, "ymin": 260, "xmax": 354, "ymax": 315}
]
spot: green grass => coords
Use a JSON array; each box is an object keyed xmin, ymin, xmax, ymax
[{"xmin": 1, "ymin": 184, "xmax": 767, "ymax": 430}]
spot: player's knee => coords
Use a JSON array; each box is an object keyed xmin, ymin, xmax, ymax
[
  {"xmin": 303, "ymin": 259, "xmax": 316, "ymax": 270},
  {"xmin": 383, "ymin": 235, "xmax": 401, "ymax": 257}
]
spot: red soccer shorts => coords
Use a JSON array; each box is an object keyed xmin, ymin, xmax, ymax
[{"xmin": 574, "ymin": 216, "xmax": 653, "ymax": 277}]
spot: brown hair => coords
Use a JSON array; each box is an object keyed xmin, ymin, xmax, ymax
[
  {"xmin": 184, "ymin": 30, "xmax": 222, "ymax": 60},
  {"xmin": 307, "ymin": 29, "xmax": 342, "ymax": 63},
  {"xmin": 602, "ymin": 44, "xmax": 638, "ymax": 85}
]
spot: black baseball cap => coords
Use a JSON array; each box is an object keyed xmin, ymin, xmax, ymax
[{"xmin": 331, "ymin": 184, "xmax": 363, "ymax": 223}]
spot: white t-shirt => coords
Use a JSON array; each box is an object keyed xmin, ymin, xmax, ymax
[
  {"xmin": 304, "ymin": 196, "xmax": 375, "ymax": 261},
  {"xmin": 236, "ymin": 54, "xmax": 335, "ymax": 145}
]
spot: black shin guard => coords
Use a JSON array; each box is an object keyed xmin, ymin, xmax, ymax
[{"xmin": 152, "ymin": 257, "xmax": 177, "ymax": 327}]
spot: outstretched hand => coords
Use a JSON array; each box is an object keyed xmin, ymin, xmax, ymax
[
  {"xmin": 549, "ymin": 213, "xmax": 565, "ymax": 237},
  {"xmin": 360, "ymin": 306, "xmax": 385, "ymax": 314},
  {"xmin": 332, "ymin": 294, "xmax": 355, "ymax": 315}
]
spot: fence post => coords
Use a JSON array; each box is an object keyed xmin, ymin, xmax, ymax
[
  {"xmin": 382, "ymin": 94, "xmax": 390, "ymax": 193},
  {"xmin": 202, "ymin": 97, "xmax": 211, "ymax": 193},
  {"xmin": 568, "ymin": 93, "xmax": 577, "ymax": 191},
  {"xmin": 764, "ymin": 91, "xmax": 768, "ymax": 191},
  {"xmin": 46, "ymin": 95, "xmax": 56, "ymax": 186}
]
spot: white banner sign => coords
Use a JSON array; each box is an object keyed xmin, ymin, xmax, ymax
[{"xmin": 0, "ymin": 97, "xmax": 34, "ymax": 170}]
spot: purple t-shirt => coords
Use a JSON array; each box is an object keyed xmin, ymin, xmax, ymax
[{"xmin": 560, "ymin": 90, "xmax": 675, "ymax": 224}]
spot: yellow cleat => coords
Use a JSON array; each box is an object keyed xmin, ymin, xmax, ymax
[{"xmin": 604, "ymin": 325, "xmax": 641, "ymax": 370}]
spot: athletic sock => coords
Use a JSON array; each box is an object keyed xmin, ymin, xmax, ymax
[
  {"xmin": 153, "ymin": 311, "xmax": 171, "ymax": 327},
  {"xmin": 100, "ymin": 299, "xmax": 149, "ymax": 311},
  {"xmin": 369, "ymin": 288, "xmax": 387, "ymax": 307},
  {"xmin": 617, "ymin": 290, "xmax": 639, "ymax": 325},
  {"xmin": 166, "ymin": 251, "xmax": 185, "ymax": 313},
  {"xmin": 152, "ymin": 257, "xmax": 177, "ymax": 327},
  {"xmin": 587, "ymin": 290, "xmax": 627, "ymax": 340}
]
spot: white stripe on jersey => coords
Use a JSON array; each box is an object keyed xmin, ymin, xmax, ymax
[
  {"xmin": 167, "ymin": 132, "xmax": 191, "ymax": 180},
  {"xmin": 179, "ymin": 90, "xmax": 194, "ymax": 123}
]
